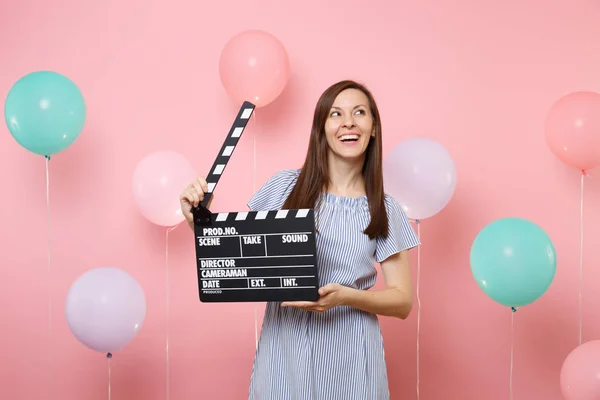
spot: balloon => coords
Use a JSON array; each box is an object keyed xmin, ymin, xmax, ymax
[
  {"xmin": 132, "ymin": 150, "xmax": 196, "ymax": 227},
  {"xmin": 4, "ymin": 71, "xmax": 86, "ymax": 156},
  {"xmin": 65, "ymin": 267, "xmax": 146, "ymax": 353},
  {"xmin": 383, "ymin": 137, "xmax": 456, "ymax": 220},
  {"xmin": 470, "ymin": 217, "xmax": 556, "ymax": 308},
  {"xmin": 561, "ymin": 340, "xmax": 600, "ymax": 400},
  {"xmin": 545, "ymin": 91, "xmax": 600, "ymax": 171},
  {"xmin": 219, "ymin": 30, "xmax": 290, "ymax": 108}
]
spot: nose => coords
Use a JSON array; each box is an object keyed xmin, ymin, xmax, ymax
[{"xmin": 342, "ymin": 114, "xmax": 355, "ymax": 128}]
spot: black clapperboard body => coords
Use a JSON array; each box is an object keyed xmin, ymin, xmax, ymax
[{"xmin": 191, "ymin": 102, "xmax": 319, "ymax": 303}]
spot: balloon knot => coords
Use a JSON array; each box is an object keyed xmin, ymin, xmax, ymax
[
  {"xmin": 511, "ymin": 307, "xmax": 517, "ymax": 312},
  {"xmin": 415, "ymin": 219, "xmax": 420, "ymax": 225},
  {"xmin": 583, "ymin": 169, "xmax": 587, "ymax": 176},
  {"xmin": 106, "ymin": 353, "xmax": 112, "ymax": 359},
  {"xmin": 45, "ymin": 155, "xmax": 51, "ymax": 161}
]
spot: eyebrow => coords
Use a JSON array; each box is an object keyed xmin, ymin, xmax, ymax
[{"xmin": 331, "ymin": 104, "xmax": 367, "ymax": 110}]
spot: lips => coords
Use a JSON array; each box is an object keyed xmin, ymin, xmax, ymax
[{"xmin": 338, "ymin": 132, "xmax": 360, "ymax": 143}]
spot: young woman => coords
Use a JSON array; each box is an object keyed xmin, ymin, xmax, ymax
[{"xmin": 180, "ymin": 80, "xmax": 420, "ymax": 399}]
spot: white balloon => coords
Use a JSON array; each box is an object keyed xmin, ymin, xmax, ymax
[{"xmin": 383, "ymin": 137, "xmax": 457, "ymax": 220}]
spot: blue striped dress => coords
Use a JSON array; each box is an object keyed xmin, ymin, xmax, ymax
[{"xmin": 247, "ymin": 169, "xmax": 420, "ymax": 400}]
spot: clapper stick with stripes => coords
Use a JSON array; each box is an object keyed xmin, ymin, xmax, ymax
[{"xmin": 191, "ymin": 102, "xmax": 320, "ymax": 303}]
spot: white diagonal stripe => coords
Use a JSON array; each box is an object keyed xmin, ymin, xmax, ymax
[
  {"xmin": 241, "ymin": 108, "xmax": 253, "ymax": 119},
  {"xmin": 232, "ymin": 127, "xmax": 243, "ymax": 138},
  {"xmin": 215, "ymin": 213, "xmax": 228, "ymax": 221},
  {"xmin": 235, "ymin": 212, "xmax": 248, "ymax": 220},
  {"xmin": 255, "ymin": 211, "xmax": 268, "ymax": 220},
  {"xmin": 275, "ymin": 210, "xmax": 288, "ymax": 219},
  {"xmin": 213, "ymin": 164, "xmax": 225, "ymax": 175},
  {"xmin": 296, "ymin": 209, "xmax": 309, "ymax": 218},
  {"xmin": 222, "ymin": 146, "xmax": 234, "ymax": 156},
  {"xmin": 207, "ymin": 182, "xmax": 216, "ymax": 193}
]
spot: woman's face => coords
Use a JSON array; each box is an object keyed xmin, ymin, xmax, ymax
[{"xmin": 324, "ymin": 88, "xmax": 374, "ymax": 162}]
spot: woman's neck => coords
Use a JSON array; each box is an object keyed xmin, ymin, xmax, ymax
[{"xmin": 326, "ymin": 153, "xmax": 366, "ymax": 197}]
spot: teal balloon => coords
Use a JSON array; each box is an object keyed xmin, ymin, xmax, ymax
[
  {"xmin": 4, "ymin": 71, "xmax": 86, "ymax": 156},
  {"xmin": 470, "ymin": 217, "xmax": 556, "ymax": 308}
]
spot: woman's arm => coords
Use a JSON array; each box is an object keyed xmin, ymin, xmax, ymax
[
  {"xmin": 281, "ymin": 250, "xmax": 414, "ymax": 319},
  {"xmin": 342, "ymin": 250, "xmax": 413, "ymax": 319}
]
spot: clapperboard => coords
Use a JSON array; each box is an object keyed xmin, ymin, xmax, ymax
[{"xmin": 191, "ymin": 102, "xmax": 319, "ymax": 303}]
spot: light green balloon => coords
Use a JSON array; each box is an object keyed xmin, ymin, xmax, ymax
[
  {"xmin": 470, "ymin": 217, "xmax": 556, "ymax": 308},
  {"xmin": 4, "ymin": 71, "xmax": 86, "ymax": 156}
]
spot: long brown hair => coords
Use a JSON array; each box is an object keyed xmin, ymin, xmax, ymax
[{"xmin": 282, "ymin": 80, "xmax": 389, "ymax": 239}]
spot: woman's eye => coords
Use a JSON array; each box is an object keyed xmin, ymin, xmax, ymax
[{"xmin": 330, "ymin": 111, "xmax": 340, "ymax": 117}]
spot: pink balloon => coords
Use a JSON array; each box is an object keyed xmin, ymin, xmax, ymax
[
  {"xmin": 545, "ymin": 91, "xmax": 600, "ymax": 172},
  {"xmin": 561, "ymin": 340, "xmax": 600, "ymax": 400},
  {"xmin": 132, "ymin": 151, "xmax": 196, "ymax": 227},
  {"xmin": 383, "ymin": 138, "xmax": 456, "ymax": 220},
  {"xmin": 219, "ymin": 30, "xmax": 290, "ymax": 108}
]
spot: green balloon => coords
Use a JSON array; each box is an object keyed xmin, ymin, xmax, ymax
[
  {"xmin": 4, "ymin": 71, "xmax": 86, "ymax": 156},
  {"xmin": 470, "ymin": 217, "xmax": 556, "ymax": 308}
]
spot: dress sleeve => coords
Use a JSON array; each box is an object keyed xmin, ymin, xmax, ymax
[
  {"xmin": 375, "ymin": 195, "xmax": 421, "ymax": 263},
  {"xmin": 247, "ymin": 169, "xmax": 300, "ymax": 211}
]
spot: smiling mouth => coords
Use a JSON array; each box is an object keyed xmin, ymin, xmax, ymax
[{"xmin": 338, "ymin": 133, "xmax": 360, "ymax": 143}]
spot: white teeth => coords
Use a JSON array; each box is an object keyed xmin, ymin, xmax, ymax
[{"xmin": 339, "ymin": 134, "xmax": 359, "ymax": 141}]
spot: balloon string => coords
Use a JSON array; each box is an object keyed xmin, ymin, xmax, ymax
[
  {"xmin": 510, "ymin": 308, "xmax": 515, "ymax": 400},
  {"xmin": 107, "ymin": 353, "xmax": 112, "ymax": 400},
  {"xmin": 46, "ymin": 155, "xmax": 53, "ymax": 400},
  {"xmin": 415, "ymin": 219, "xmax": 421, "ymax": 400},
  {"xmin": 166, "ymin": 225, "xmax": 178, "ymax": 400},
  {"xmin": 252, "ymin": 110, "xmax": 259, "ymax": 350},
  {"xmin": 579, "ymin": 171, "xmax": 584, "ymax": 345}
]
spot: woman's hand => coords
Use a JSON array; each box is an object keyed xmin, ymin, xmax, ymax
[
  {"xmin": 179, "ymin": 177, "xmax": 209, "ymax": 227},
  {"xmin": 281, "ymin": 283, "xmax": 350, "ymax": 313}
]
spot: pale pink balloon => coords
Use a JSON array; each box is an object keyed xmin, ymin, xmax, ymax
[
  {"xmin": 545, "ymin": 91, "xmax": 600, "ymax": 172},
  {"xmin": 560, "ymin": 340, "xmax": 600, "ymax": 400},
  {"xmin": 383, "ymin": 138, "xmax": 457, "ymax": 220},
  {"xmin": 132, "ymin": 151, "xmax": 196, "ymax": 227},
  {"xmin": 219, "ymin": 30, "xmax": 290, "ymax": 108}
]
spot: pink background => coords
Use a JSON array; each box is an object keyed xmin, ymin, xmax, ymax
[{"xmin": 2, "ymin": 0, "xmax": 600, "ymax": 399}]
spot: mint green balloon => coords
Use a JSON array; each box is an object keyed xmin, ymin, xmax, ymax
[
  {"xmin": 4, "ymin": 71, "xmax": 86, "ymax": 156},
  {"xmin": 470, "ymin": 217, "xmax": 556, "ymax": 308}
]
